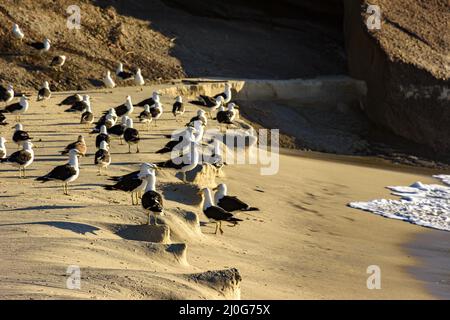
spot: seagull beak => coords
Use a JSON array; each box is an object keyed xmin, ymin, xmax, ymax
[{"xmin": 212, "ymin": 186, "xmax": 219, "ymax": 191}]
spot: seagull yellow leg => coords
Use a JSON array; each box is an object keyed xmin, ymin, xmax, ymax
[
  {"xmin": 128, "ymin": 144, "xmax": 131, "ymax": 154},
  {"xmin": 136, "ymin": 143, "xmax": 140, "ymax": 153},
  {"xmin": 219, "ymin": 221, "xmax": 224, "ymax": 235},
  {"xmin": 148, "ymin": 213, "xmax": 151, "ymax": 225},
  {"xmin": 214, "ymin": 222, "xmax": 219, "ymax": 235},
  {"xmin": 131, "ymin": 193, "xmax": 135, "ymax": 205}
]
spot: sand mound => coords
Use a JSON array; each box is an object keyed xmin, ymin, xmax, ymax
[
  {"xmin": 112, "ymin": 224, "xmax": 171, "ymax": 244},
  {"xmin": 187, "ymin": 268, "xmax": 242, "ymax": 300}
]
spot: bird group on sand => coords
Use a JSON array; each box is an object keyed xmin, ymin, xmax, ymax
[{"xmin": 0, "ymin": 23, "xmax": 257, "ymax": 236}]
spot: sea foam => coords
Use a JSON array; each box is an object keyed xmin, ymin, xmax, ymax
[{"xmin": 349, "ymin": 175, "xmax": 450, "ymax": 232}]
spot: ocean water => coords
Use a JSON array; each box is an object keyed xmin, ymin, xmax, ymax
[{"xmin": 349, "ymin": 175, "xmax": 450, "ymax": 232}]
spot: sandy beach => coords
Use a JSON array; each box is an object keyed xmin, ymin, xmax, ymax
[{"xmin": 0, "ymin": 84, "xmax": 448, "ymax": 300}]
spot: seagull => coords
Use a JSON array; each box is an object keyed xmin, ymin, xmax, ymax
[
  {"xmin": 205, "ymin": 139, "xmax": 226, "ymax": 169},
  {"xmin": 0, "ymin": 84, "xmax": 14, "ymax": 106},
  {"xmin": 199, "ymin": 187, "xmax": 242, "ymax": 235},
  {"xmin": 103, "ymin": 70, "xmax": 116, "ymax": 89},
  {"xmin": 136, "ymin": 91, "xmax": 160, "ymax": 107},
  {"xmin": 115, "ymin": 63, "xmax": 134, "ymax": 81},
  {"xmin": 64, "ymin": 94, "xmax": 90, "ymax": 113},
  {"xmin": 28, "ymin": 38, "xmax": 51, "ymax": 54},
  {"xmin": 178, "ymin": 141, "xmax": 200, "ymax": 182},
  {"xmin": 138, "ymin": 104, "xmax": 152, "ymax": 130},
  {"xmin": 141, "ymin": 169, "xmax": 164, "ymax": 225},
  {"xmin": 150, "ymin": 101, "xmax": 163, "ymax": 126},
  {"xmin": 214, "ymin": 183, "xmax": 259, "ymax": 212},
  {"xmin": 190, "ymin": 95, "xmax": 223, "ymax": 119},
  {"xmin": 188, "ymin": 109, "xmax": 207, "ymax": 126},
  {"xmin": 61, "ymin": 135, "xmax": 87, "ymax": 156},
  {"xmin": 36, "ymin": 149, "xmax": 81, "ymax": 195},
  {"xmin": 191, "ymin": 119, "xmax": 205, "ymax": 143},
  {"xmin": 107, "ymin": 116, "xmax": 127, "ymax": 144},
  {"xmin": 91, "ymin": 108, "xmax": 116, "ymax": 133},
  {"xmin": 172, "ymin": 96, "xmax": 184, "ymax": 121},
  {"xmin": 155, "ymin": 127, "xmax": 196, "ymax": 154},
  {"xmin": 57, "ymin": 93, "xmax": 82, "ymax": 106},
  {"xmin": 94, "ymin": 140, "xmax": 111, "ymax": 175},
  {"xmin": 104, "ymin": 163, "xmax": 157, "ymax": 205},
  {"xmin": 113, "ymin": 95, "xmax": 133, "ymax": 117},
  {"xmin": 80, "ymin": 104, "xmax": 94, "ymax": 127},
  {"xmin": 0, "ymin": 141, "xmax": 34, "ymax": 178},
  {"xmin": 12, "ymin": 123, "xmax": 32, "ymax": 147},
  {"xmin": 12, "ymin": 24, "xmax": 24, "ymax": 41},
  {"xmin": 0, "ymin": 137, "xmax": 7, "ymax": 159},
  {"xmin": 37, "ymin": 81, "xmax": 51, "ymax": 102},
  {"xmin": 95, "ymin": 125, "xmax": 110, "ymax": 149},
  {"xmin": 213, "ymin": 83, "xmax": 232, "ymax": 104},
  {"xmin": 124, "ymin": 117, "xmax": 140, "ymax": 153},
  {"xmin": 50, "ymin": 55, "xmax": 66, "ymax": 70},
  {"xmin": 134, "ymin": 68, "xmax": 145, "ymax": 87},
  {"xmin": 2, "ymin": 95, "xmax": 29, "ymax": 122}
]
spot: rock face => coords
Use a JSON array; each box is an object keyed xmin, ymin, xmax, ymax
[{"xmin": 343, "ymin": 0, "xmax": 450, "ymax": 154}]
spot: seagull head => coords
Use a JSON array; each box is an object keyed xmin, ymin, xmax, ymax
[
  {"xmin": 175, "ymin": 95, "xmax": 182, "ymax": 103},
  {"xmin": 14, "ymin": 123, "xmax": 23, "ymax": 131},
  {"xmin": 197, "ymin": 109, "xmax": 205, "ymax": 116},
  {"xmin": 68, "ymin": 148, "xmax": 81, "ymax": 157},
  {"xmin": 77, "ymin": 135, "xmax": 85, "ymax": 143},
  {"xmin": 152, "ymin": 91, "xmax": 161, "ymax": 100},
  {"xmin": 82, "ymin": 94, "xmax": 90, "ymax": 103},
  {"xmin": 116, "ymin": 62, "xmax": 123, "ymax": 73},
  {"xmin": 213, "ymin": 183, "xmax": 226, "ymax": 193},
  {"xmin": 43, "ymin": 81, "xmax": 50, "ymax": 89},
  {"xmin": 7, "ymin": 84, "xmax": 13, "ymax": 91},
  {"xmin": 125, "ymin": 95, "xmax": 132, "ymax": 103},
  {"xmin": 227, "ymin": 103, "xmax": 235, "ymax": 111}
]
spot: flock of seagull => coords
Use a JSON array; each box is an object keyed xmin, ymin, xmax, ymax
[{"xmin": 0, "ymin": 24, "xmax": 258, "ymax": 235}]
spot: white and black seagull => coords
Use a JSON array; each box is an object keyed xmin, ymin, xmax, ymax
[
  {"xmin": 80, "ymin": 104, "xmax": 94, "ymax": 127},
  {"xmin": 214, "ymin": 83, "xmax": 232, "ymax": 104},
  {"xmin": 104, "ymin": 163, "xmax": 157, "ymax": 205},
  {"xmin": 136, "ymin": 91, "xmax": 160, "ymax": 107},
  {"xmin": 188, "ymin": 109, "xmax": 207, "ymax": 127},
  {"xmin": 103, "ymin": 70, "xmax": 116, "ymax": 89},
  {"xmin": 0, "ymin": 84, "xmax": 14, "ymax": 106},
  {"xmin": 95, "ymin": 125, "xmax": 110, "ymax": 149},
  {"xmin": 124, "ymin": 117, "xmax": 140, "ymax": 153},
  {"xmin": 172, "ymin": 96, "xmax": 184, "ymax": 121},
  {"xmin": 27, "ymin": 38, "xmax": 51, "ymax": 54},
  {"xmin": 37, "ymin": 81, "xmax": 51, "ymax": 102},
  {"xmin": 141, "ymin": 168, "xmax": 164, "ymax": 225},
  {"xmin": 138, "ymin": 104, "xmax": 152, "ymax": 130},
  {"xmin": 2, "ymin": 95, "xmax": 29, "ymax": 122},
  {"xmin": 57, "ymin": 93, "xmax": 82, "ymax": 106},
  {"xmin": 199, "ymin": 187, "xmax": 242, "ymax": 235},
  {"xmin": 0, "ymin": 141, "xmax": 34, "ymax": 178},
  {"xmin": 134, "ymin": 68, "xmax": 145, "ymax": 88},
  {"xmin": 113, "ymin": 95, "xmax": 133, "ymax": 117},
  {"xmin": 36, "ymin": 149, "xmax": 81, "ymax": 195},
  {"xmin": 150, "ymin": 101, "xmax": 163, "ymax": 126},
  {"xmin": 94, "ymin": 140, "xmax": 111, "ymax": 176},
  {"xmin": 115, "ymin": 63, "xmax": 134, "ymax": 81},
  {"xmin": 107, "ymin": 116, "xmax": 127, "ymax": 145},
  {"xmin": 12, "ymin": 123, "xmax": 32, "ymax": 147},
  {"xmin": 50, "ymin": 55, "xmax": 66, "ymax": 70},
  {"xmin": 64, "ymin": 94, "xmax": 90, "ymax": 113},
  {"xmin": 214, "ymin": 183, "xmax": 259, "ymax": 212}
]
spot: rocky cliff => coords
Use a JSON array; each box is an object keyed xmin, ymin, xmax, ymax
[{"xmin": 343, "ymin": 0, "xmax": 449, "ymax": 154}]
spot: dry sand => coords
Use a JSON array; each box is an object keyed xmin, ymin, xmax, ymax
[{"xmin": 0, "ymin": 84, "xmax": 448, "ymax": 299}]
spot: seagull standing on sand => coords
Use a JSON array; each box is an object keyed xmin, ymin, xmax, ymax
[
  {"xmin": 124, "ymin": 117, "xmax": 140, "ymax": 153},
  {"xmin": 172, "ymin": 96, "xmax": 184, "ymax": 121},
  {"xmin": 188, "ymin": 109, "xmax": 207, "ymax": 126},
  {"xmin": 37, "ymin": 81, "xmax": 51, "ymax": 102},
  {"xmin": 28, "ymin": 38, "xmax": 51, "ymax": 54},
  {"xmin": 141, "ymin": 168, "xmax": 164, "ymax": 225},
  {"xmin": 150, "ymin": 101, "xmax": 163, "ymax": 126},
  {"xmin": 80, "ymin": 104, "xmax": 94, "ymax": 127},
  {"xmin": 0, "ymin": 141, "xmax": 34, "ymax": 178},
  {"xmin": 12, "ymin": 123, "xmax": 32, "ymax": 147},
  {"xmin": 61, "ymin": 135, "xmax": 87, "ymax": 156},
  {"xmin": 94, "ymin": 140, "xmax": 111, "ymax": 175},
  {"xmin": 0, "ymin": 137, "xmax": 7, "ymax": 159},
  {"xmin": 104, "ymin": 163, "xmax": 156, "ymax": 205},
  {"xmin": 107, "ymin": 116, "xmax": 127, "ymax": 144},
  {"xmin": 199, "ymin": 187, "xmax": 242, "ymax": 235},
  {"xmin": 113, "ymin": 95, "xmax": 134, "ymax": 117},
  {"xmin": 103, "ymin": 70, "xmax": 116, "ymax": 89},
  {"xmin": 136, "ymin": 91, "xmax": 160, "ymax": 107},
  {"xmin": 0, "ymin": 84, "xmax": 14, "ymax": 106},
  {"xmin": 36, "ymin": 149, "xmax": 81, "ymax": 195},
  {"xmin": 134, "ymin": 68, "xmax": 145, "ymax": 88},
  {"xmin": 12, "ymin": 24, "xmax": 24, "ymax": 41},
  {"xmin": 213, "ymin": 183, "xmax": 259, "ymax": 212},
  {"xmin": 138, "ymin": 104, "xmax": 152, "ymax": 130},
  {"xmin": 2, "ymin": 95, "xmax": 29, "ymax": 122},
  {"xmin": 214, "ymin": 83, "xmax": 232, "ymax": 104},
  {"xmin": 115, "ymin": 63, "xmax": 134, "ymax": 81},
  {"xmin": 64, "ymin": 94, "xmax": 90, "ymax": 113},
  {"xmin": 50, "ymin": 55, "xmax": 66, "ymax": 70},
  {"xmin": 95, "ymin": 125, "xmax": 110, "ymax": 148}
]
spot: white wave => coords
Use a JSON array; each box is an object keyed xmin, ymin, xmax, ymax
[{"xmin": 349, "ymin": 176, "xmax": 450, "ymax": 232}]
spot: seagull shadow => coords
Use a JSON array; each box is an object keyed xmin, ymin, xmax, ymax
[
  {"xmin": 0, "ymin": 221, "xmax": 99, "ymax": 235},
  {"xmin": 161, "ymin": 182, "xmax": 201, "ymax": 206},
  {"xmin": 88, "ymin": 78, "xmax": 104, "ymax": 87}
]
